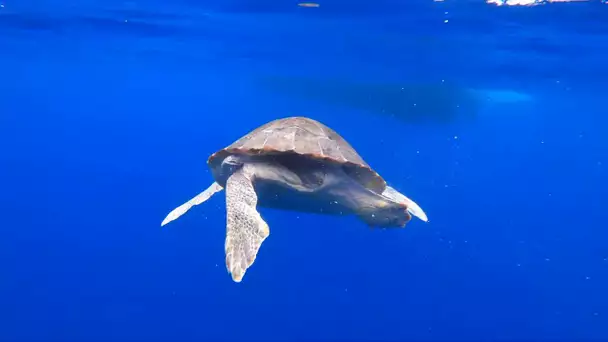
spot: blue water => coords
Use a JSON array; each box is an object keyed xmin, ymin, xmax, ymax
[{"xmin": 1, "ymin": 0, "xmax": 607, "ymax": 340}]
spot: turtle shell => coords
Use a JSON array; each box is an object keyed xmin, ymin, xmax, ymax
[{"xmin": 207, "ymin": 116, "xmax": 386, "ymax": 194}]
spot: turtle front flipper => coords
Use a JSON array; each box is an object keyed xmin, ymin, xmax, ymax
[
  {"xmin": 225, "ymin": 165, "xmax": 270, "ymax": 282},
  {"xmin": 161, "ymin": 182, "xmax": 224, "ymax": 226}
]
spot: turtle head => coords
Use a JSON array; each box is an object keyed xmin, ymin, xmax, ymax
[{"xmin": 215, "ymin": 155, "xmax": 245, "ymax": 184}]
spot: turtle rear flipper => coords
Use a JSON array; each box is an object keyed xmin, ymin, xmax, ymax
[
  {"xmin": 225, "ymin": 165, "xmax": 270, "ymax": 282},
  {"xmin": 382, "ymin": 186, "xmax": 428, "ymax": 222},
  {"xmin": 161, "ymin": 182, "xmax": 224, "ymax": 226}
]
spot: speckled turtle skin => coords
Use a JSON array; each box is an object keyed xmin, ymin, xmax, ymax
[{"xmin": 207, "ymin": 117, "xmax": 386, "ymax": 194}]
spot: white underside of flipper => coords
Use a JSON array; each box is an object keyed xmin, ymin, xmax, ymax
[
  {"xmin": 382, "ymin": 186, "xmax": 428, "ymax": 222},
  {"xmin": 161, "ymin": 182, "xmax": 224, "ymax": 226}
]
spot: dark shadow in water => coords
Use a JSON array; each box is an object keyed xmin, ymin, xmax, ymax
[
  {"xmin": 0, "ymin": 12, "xmax": 63, "ymax": 32},
  {"xmin": 0, "ymin": 10, "xmax": 189, "ymax": 38},
  {"xmin": 258, "ymin": 75, "xmax": 480, "ymax": 124}
]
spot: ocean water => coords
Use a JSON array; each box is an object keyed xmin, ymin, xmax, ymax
[{"xmin": 1, "ymin": 0, "xmax": 607, "ymax": 340}]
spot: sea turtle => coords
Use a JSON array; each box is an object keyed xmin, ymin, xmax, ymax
[{"xmin": 161, "ymin": 116, "xmax": 428, "ymax": 282}]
